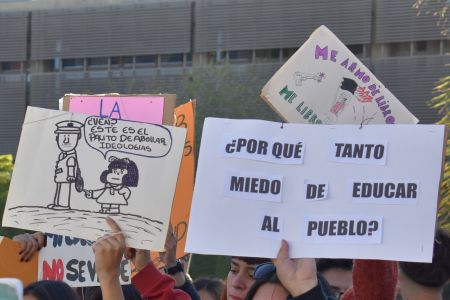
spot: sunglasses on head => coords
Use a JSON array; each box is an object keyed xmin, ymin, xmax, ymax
[{"xmin": 253, "ymin": 262, "xmax": 276, "ymax": 280}]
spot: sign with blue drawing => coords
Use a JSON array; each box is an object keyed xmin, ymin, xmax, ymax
[{"xmin": 2, "ymin": 107, "xmax": 186, "ymax": 250}]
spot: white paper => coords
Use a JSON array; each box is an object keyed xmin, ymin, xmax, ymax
[
  {"xmin": 224, "ymin": 171, "xmax": 284, "ymax": 203},
  {"xmin": 349, "ymin": 180, "xmax": 419, "ymax": 205},
  {"xmin": 302, "ymin": 215, "xmax": 383, "ymax": 244},
  {"xmin": 38, "ymin": 234, "xmax": 131, "ymax": 287},
  {"xmin": 2, "ymin": 107, "xmax": 186, "ymax": 250},
  {"xmin": 304, "ymin": 179, "xmax": 329, "ymax": 201},
  {"xmin": 221, "ymin": 134, "xmax": 305, "ymax": 165},
  {"xmin": 261, "ymin": 26, "xmax": 418, "ymax": 125},
  {"xmin": 328, "ymin": 139, "xmax": 388, "ymax": 165},
  {"xmin": 186, "ymin": 118, "xmax": 444, "ymax": 262},
  {"xmin": 257, "ymin": 213, "xmax": 284, "ymax": 240}
]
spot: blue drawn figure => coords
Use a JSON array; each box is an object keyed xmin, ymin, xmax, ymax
[
  {"xmin": 50, "ymin": 120, "xmax": 84, "ymax": 210},
  {"xmin": 85, "ymin": 156, "xmax": 139, "ymax": 214}
]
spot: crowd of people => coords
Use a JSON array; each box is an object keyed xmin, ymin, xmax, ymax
[{"xmin": 7, "ymin": 216, "xmax": 449, "ymax": 300}]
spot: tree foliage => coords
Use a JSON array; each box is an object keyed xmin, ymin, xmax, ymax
[
  {"xmin": 430, "ymin": 75, "xmax": 450, "ymax": 231},
  {"xmin": 414, "ymin": 0, "xmax": 449, "ymax": 36},
  {"xmin": 0, "ymin": 154, "xmax": 16, "ymax": 237}
]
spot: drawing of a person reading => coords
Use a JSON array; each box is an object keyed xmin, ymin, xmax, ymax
[
  {"xmin": 85, "ymin": 156, "xmax": 139, "ymax": 214},
  {"xmin": 50, "ymin": 120, "xmax": 83, "ymax": 210}
]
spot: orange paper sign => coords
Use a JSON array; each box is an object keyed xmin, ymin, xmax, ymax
[
  {"xmin": 0, "ymin": 237, "xmax": 38, "ymax": 286},
  {"xmin": 151, "ymin": 100, "xmax": 195, "ymax": 267}
]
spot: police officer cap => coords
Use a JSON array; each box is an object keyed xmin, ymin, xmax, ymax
[{"xmin": 54, "ymin": 120, "xmax": 83, "ymax": 134}]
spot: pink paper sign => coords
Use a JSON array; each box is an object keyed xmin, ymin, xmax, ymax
[{"xmin": 68, "ymin": 96, "xmax": 165, "ymax": 124}]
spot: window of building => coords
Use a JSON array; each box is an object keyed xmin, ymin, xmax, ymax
[
  {"xmin": 42, "ymin": 59, "xmax": 56, "ymax": 72},
  {"xmin": 347, "ymin": 44, "xmax": 364, "ymax": 58},
  {"xmin": 255, "ymin": 49, "xmax": 280, "ymax": 63},
  {"xmin": 282, "ymin": 48, "xmax": 297, "ymax": 60},
  {"xmin": 413, "ymin": 40, "xmax": 440, "ymax": 55},
  {"xmin": 0, "ymin": 61, "xmax": 22, "ymax": 73},
  {"xmin": 185, "ymin": 53, "xmax": 192, "ymax": 67},
  {"xmin": 444, "ymin": 39, "xmax": 450, "ymax": 54},
  {"xmin": 87, "ymin": 57, "xmax": 108, "ymax": 69},
  {"xmin": 229, "ymin": 50, "xmax": 252, "ymax": 64},
  {"xmin": 111, "ymin": 56, "xmax": 133, "ymax": 68},
  {"xmin": 135, "ymin": 55, "xmax": 157, "ymax": 67},
  {"xmin": 206, "ymin": 51, "xmax": 226, "ymax": 64},
  {"xmin": 161, "ymin": 53, "xmax": 184, "ymax": 67},
  {"xmin": 62, "ymin": 58, "xmax": 84, "ymax": 70},
  {"xmin": 386, "ymin": 42, "xmax": 411, "ymax": 57}
]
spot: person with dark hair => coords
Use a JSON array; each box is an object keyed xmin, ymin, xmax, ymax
[
  {"xmin": 316, "ymin": 259, "xmax": 353, "ymax": 298},
  {"xmin": 398, "ymin": 228, "xmax": 450, "ymax": 300},
  {"xmin": 85, "ymin": 156, "xmax": 139, "ymax": 213},
  {"xmin": 24, "ymin": 280, "xmax": 79, "ymax": 300},
  {"xmin": 194, "ymin": 277, "xmax": 224, "ymax": 300},
  {"xmin": 221, "ymin": 255, "xmax": 271, "ymax": 300},
  {"xmin": 84, "ymin": 285, "xmax": 143, "ymax": 300},
  {"xmin": 243, "ymin": 240, "xmax": 335, "ymax": 300}
]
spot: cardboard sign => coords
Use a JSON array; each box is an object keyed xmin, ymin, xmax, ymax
[
  {"xmin": 62, "ymin": 94, "xmax": 177, "ymax": 126},
  {"xmin": 38, "ymin": 234, "xmax": 131, "ymax": 287},
  {"xmin": 151, "ymin": 101, "xmax": 196, "ymax": 267},
  {"xmin": 261, "ymin": 26, "xmax": 418, "ymax": 125},
  {"xmin": 2, "ymin": 107, "xmax": 186, "ymax": 250},
  {"xmin": 186, "ymin": 118, "xmax": 445, "ymax": 262},
  {"xmin": 66, "ymin": 95, "xmax": 165, "ymax": 124},
  {"xmin": 0, "ymin": 237, "xmax": 37, "ymax": 287}
]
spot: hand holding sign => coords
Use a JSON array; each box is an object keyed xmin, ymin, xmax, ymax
[
  {"xmin": 93, "ymin": 217, "xmax": 126, "ymax": 283},
  {"xmin": 273, "ymin": 240, "xmax": 318, "ymax": 297},
  {"xmin": 13, "ymin": 232, "xmax": 45, "ymax": 262}
]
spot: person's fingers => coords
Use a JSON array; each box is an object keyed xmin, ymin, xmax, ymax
[
  {"xmin": 22, "ymin": 236, "xmax": 39, "ymax": 262},
  {"xmin": 32, "ymin": 232, "xmax": 46, "ymax": 249},
  {"xmin": 274, "ymin": 239, "xmax": 289, "ymax": 265},
  {"xmin": 13, "ymin": 235, "xmax": 27, "ymax": 254},
  {"xmin": 106, "ymin": 217, "xmax": 125, "ymax": 244}
]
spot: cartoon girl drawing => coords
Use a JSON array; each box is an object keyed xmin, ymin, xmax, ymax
[{"xmin": 85, "ymin": 156, "xmax": 139, "ymax": 214}]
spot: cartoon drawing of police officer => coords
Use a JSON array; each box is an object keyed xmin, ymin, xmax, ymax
[{"xmin": 49, "ymin": 120, "xmax": 83, "ymax": 210}]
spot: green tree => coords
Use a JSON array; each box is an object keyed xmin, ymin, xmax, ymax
[
  {"xmin": 414, "ymin": 0, "xmax": 449, "ymax": 36},
  {"xmin": 0, "ymin": 154, "xmax": 17, "ymax": 237},
  {"xmin": 430, "ymin": 75, "xmax": 450, "ymax": 231}
]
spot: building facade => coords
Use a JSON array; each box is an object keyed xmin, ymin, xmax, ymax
[{"xmin": 0, "ymin": 0, "xmax": 448, "ymax": 154}]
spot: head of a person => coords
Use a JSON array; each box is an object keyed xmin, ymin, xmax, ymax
[
  {"xmin": 100, "ymin": 157, "xmax": 139, "ymax": 187},
  {"xmin": 244, "ymin": 262, "xmax": 289, "ymax": 300},
  {"xmin": 24, "ymin": 280, "xmax": 79, "ymax": 300},
  {"xmin": 316, "ymin": 258, "xmax": 353, "ymax": 297},
  {"xmin": 84, "ymin": 285, "xmax": 142, "ymax": 300},
  {"xmin": 225, "ymin": 256, "xmax": 271, "ymax": 300},
  {"xmin": 54, "ymin": 121, "xmax": 82, "ymax": 152},
  {"xmin": 194, "ymin": 277, "xmax": 224, "ymax": 300},
  {"xmin": 399, "ymin": 228, "xmax": 450, "ymax": 292}
]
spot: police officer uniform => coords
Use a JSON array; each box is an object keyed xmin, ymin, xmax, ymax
[{"xmin": 49, "ymin": 120, "xmax": 83, "ymax": 210}]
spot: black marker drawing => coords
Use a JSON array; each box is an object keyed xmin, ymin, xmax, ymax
[
  {"xmin": 329, "ymin": 77, "xmax": 358, "ymax": 118},
  {"xmin": 49, "ymin": 120, "xmax": 84, "ymax": 210},
  {"xmin": 85, "ymin": 156, "xmax": 139, "ymax": 214},
  {"xmin": 3, "ymin": 107, "xmax": 185, "ymax": 249},
  {"xmin": 293, "ymin": 71, "xmax": 325, "ymax": 86}
]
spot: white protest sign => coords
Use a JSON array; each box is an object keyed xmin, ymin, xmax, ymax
[
  {"xmin": 261, "ymin": 25, "xmax": 418, "ymax": 125},
  {"xmin": 38, "ymin": 234, "xmax": 131, "ymax": 287},
  {"xmin": 186, "ymin": 118, "xmax": 445, "ymax": 262},
  {"xmin": 2, "ymin": 107, "xmax": 186, "ymax": 250}
]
